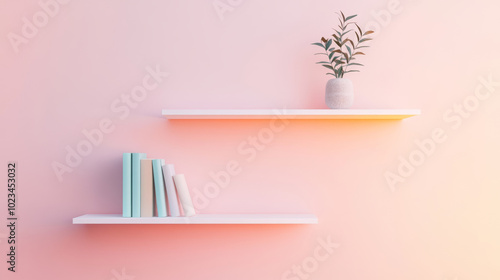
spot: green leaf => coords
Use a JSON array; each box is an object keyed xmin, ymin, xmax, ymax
[
  {"xmin": 359, "ymin": 38, "xmax": 373, "ymax": 43},
  {"xmin": 328, "ymin": 48, "xmax": 336, "ymax": 52},
  {"xmin": 341, "ymin": 29, "xmax": 352, "ymax": 37},
  {"xmin": 328, "ymin": 52, "xmax": 335, "ymax": 60},
  {"xmin": 327, "ymin": 73, "xmax": 336, "ymax": 76},
  {"xmin": 314, "ymin": 53, "xmax": 328, "ymax": 55},
  {"xmin": 356, "ymin": 46, "xmax": 370, "ymax": 49},
  {"xmin": 342, "ymin": 52, "xmax": 349, "ymax": 63},
  {"xmin": 322, "ymin": 64, "xmax": 334, "ymax": 70},
  {"xmin": 345, "ymin": 14, "xmax": 357, "ymax": 21},
  {"xmin": 344, "ymin": 70, "xmax": 360, "ymax": 73},
  {"xmin": 311, "ymin": 42, "xmax": 324, "ymax": 48},
  {"xmin": 316, "ymin": 61, "xmax": 330, "ymax": 64},
  {"xmin": 346, "ymin": 45, "xmax": 352, "ymax": 57},
  {"xmin": 347, "ymin": 63, "xmax": 364, "ymax": 67},
  {"xmin": 325, "ymin": 39, "xmax": 332, "ymax": 50}
]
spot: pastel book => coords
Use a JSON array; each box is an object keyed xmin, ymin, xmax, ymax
[
  {"xmin": 173, "ymin": 174, "xmax": 196, "ymax": 217},
  {"xmin": 152, "ymin": 159, "xmax": 168, "ymax": 217},
  {"xmin": 162, "ymin": 164, "xmax": 181, "ymax": 217},
  {"xmin": 140, "ymin": 159, "xmax": 154, "ymax": 217},
  {"xmin": 131, "ymin": 153, "xmax": 146, "ymax": 217},
  {"xmin": 122, "ymin": 153, "xmax": 132, "ymax": 217}
]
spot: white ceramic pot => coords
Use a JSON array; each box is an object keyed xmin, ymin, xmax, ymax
[{"xmin": 325, "ymin": 78, "xmax": 354, "ymax": 109}]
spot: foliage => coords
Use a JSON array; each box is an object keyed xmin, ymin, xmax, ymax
[{"xmin": 312, "ymin": 12, "xmax": 373, "ymax": 78}]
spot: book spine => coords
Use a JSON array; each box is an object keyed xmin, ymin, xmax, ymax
[
  {"xmin": 140, "ymin": 159, "xmax": 154, "ymax": 217},
  {"xmin": 122, "ymin": 153, "xmax": 132, "ymax": 217},
  {"xmin": 131, "ymin": 153, "xmax": 146, "ymax": 217},
  {"xmin": 162, "ymin": 164, "xmax": 181, "ymax": 217},
  {"xmin": 173, "ymin": 174, "xmax": 196, "ymax": 217},
  {"xmin": 152, "ymin": 159, "xmax": 167, "ymax": 217}
]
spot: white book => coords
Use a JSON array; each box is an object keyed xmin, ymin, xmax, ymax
[
  {"xmin": 162, "ymin": 164, "xmax": 181, "ymax": 217},
  {"xmin": 173, "ymin": 174, "xmax": 196, "ymax": 217}
]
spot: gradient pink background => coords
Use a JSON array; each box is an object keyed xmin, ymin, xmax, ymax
[{"xmin": 1, "ymin": 0, "xmax": 500, "ymax": 279}]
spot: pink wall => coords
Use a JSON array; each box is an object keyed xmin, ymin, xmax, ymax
[{"xmin": 1, "ymin": 0, "xmax": 500, "ymax": 279}]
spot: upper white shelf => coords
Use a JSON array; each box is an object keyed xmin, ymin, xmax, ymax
[
  {"xmin": 73, "ymin": 214, "xmax": 318, "ymax": 225},
  {"xmin": 162, "ymin": 109, "xmax": 420, "ymax": 120}
]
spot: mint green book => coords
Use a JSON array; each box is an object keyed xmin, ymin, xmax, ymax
[
  {"xmin": 122, "ymin": 153, "xmax": 132, "ymax": 217},
  {"xmin": 132, "ymin": 153, "xmax": 146, "ymax": 217},
  {"xmin": 152, "ymin": 159, "xmax": 167, "ymax": 217}
]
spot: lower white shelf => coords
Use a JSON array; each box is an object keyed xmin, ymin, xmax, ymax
[{"xmin": 73, "ymin": 214, "xmax": 318, "ymax": 224}]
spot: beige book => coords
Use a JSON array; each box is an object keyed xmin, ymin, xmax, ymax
[{"xmin": 140, "ymin": 159, "xmax": 154, "ymax": 217}]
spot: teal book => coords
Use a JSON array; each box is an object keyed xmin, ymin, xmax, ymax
[
  {"xmin": 152, "ymin": 159, "xmax": 167, "ymax": 217},
  {"xmin": 122, "ymin": 153, "xmax": 132, "ymax": 217},
  {"xmin": 132, "ymin": 153, "xmax": 147, "ymax": 217}
]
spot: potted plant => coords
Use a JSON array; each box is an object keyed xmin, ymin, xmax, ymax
[{"xmin": 312, "ymin": 12, "xmax": 373, "ymax": 109}]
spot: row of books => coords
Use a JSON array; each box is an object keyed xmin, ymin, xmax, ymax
[{"xmin": 122, "ymin": 153, "xmax": 196, "ymax": 217}]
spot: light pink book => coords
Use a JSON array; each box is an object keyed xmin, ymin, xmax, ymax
[
  {"xmin": 162, "ymin": 164, "xmax": 181, "ymax": 217},
  {"xmin": 173, "ymin": 174, "xmax": 196, "ymax": 217},
  {"xmin": 140, "ymin": 159, "xmax": 154, "ymax": 217}
]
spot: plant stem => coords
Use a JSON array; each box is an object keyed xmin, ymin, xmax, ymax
[
  {"xmin": 339, "ymin": 16, "xmax": 346, "ymax": 78},
  {"xmin": 344, "ymin": 57, "xmax": 348, "ymax": 77}
]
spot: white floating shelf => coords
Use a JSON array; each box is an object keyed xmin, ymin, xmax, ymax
[
  {"xmin": 73, "ymin": 214, "xmax": 318, "ymax": 225},
  {"xmin": 162, "ymin": 109, "xmax": 420, "ymax": 120}
]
